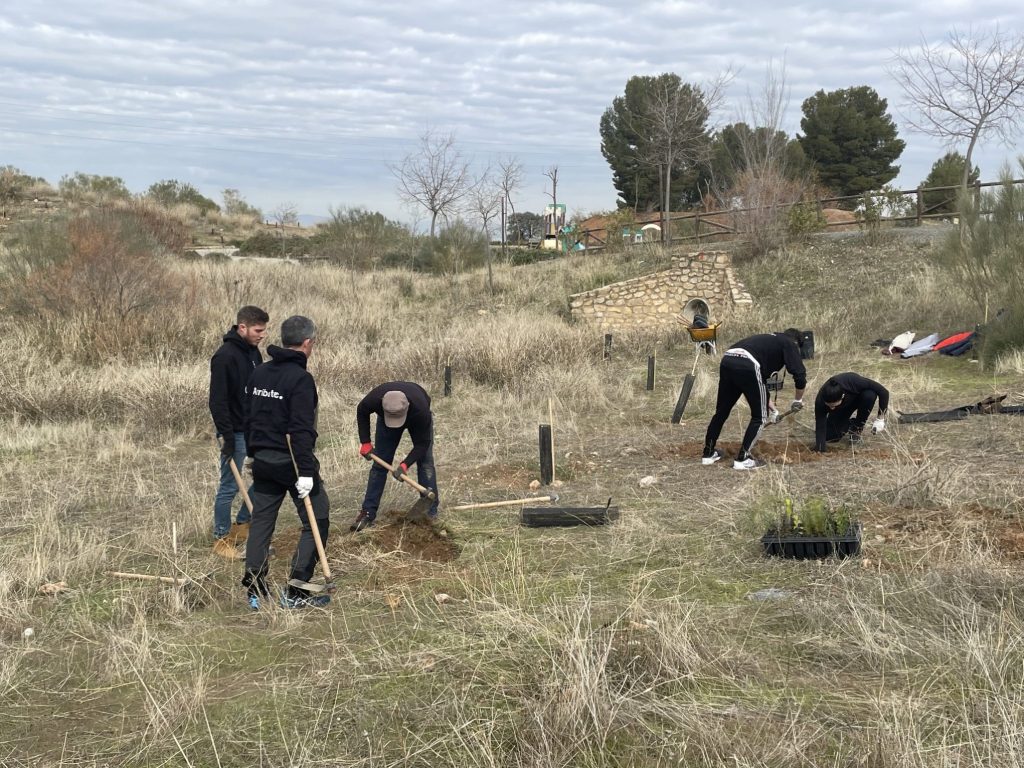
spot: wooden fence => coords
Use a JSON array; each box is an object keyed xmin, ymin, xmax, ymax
[{"xmin": 577, "ymin": 177, "xmax": 1024, "ymax": 250}]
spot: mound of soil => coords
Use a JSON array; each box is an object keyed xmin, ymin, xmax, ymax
[
  {"xmin": 370, "ymin": 509, "xmax": 460, "ymax": 563},
  {"xmin": 652, "ymin": 440, "xmax": 893, "ymax": 464},
  {"xmin": 268, "ymin": 508, "xmax": 459, "ymax": 566}
]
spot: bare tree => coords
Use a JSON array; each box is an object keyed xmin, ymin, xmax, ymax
[
  {"xmin": 890, "ymin": 27, "xmax": 1024, "ymax": 192},
  {"xmin": 726, "ymin": 59, "xmax": 812, "ymax": 256},
  {"xmin": 392, "ymin": 129, "xmax": 471, "ymax": 238},
  {"xmin": 468, "ymin": 169, "xmax": 502, "ymax": 293},
  {"xmin": 630, "ymin": 73, "xmax": 729, "ymax": 243},
  {"xmin": 497, "ymin": 157, "xmax": 522, "ymax": 260},
  {"xmin": 271, "ymin": 202, "xmax": 299, "ymax": 227}
]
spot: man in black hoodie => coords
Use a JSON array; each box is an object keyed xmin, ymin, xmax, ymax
[
  {"xmin": 242, "ymin": 315, "xmax": 330, "ymax": 610},
  {"xmin": 208, "ymin": 305, "xmax": 268, "ymax": 559},
  {"xmin": 351, "ymin": 381, "xmax": 438, "ymax": 531},
  {"xmin": 813, "ymin": 373, "xmax": 889, "ymax": 452},
  {"xmin": 702, "ymin": 329, "xmax": 807, "ymax": 470}
]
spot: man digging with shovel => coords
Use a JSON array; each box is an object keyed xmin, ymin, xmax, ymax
[
  {"xmin": 208, "ymin": 305, "xmax": 268, "ymax": 559},
  {"xmin": 241, "ymin": 315, "xmax": 331, "ymax": 610},
  {"xmin": 352, "ymin": 381, "xmax": 439, "ymax": 531},
  {"xmin": 701, "ymin": 328, "xmax": 807, "ymax": 470}
]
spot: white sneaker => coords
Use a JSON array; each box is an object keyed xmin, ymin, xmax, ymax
[
  {"xmin": 701, "ymin": 449, "xmax": 722, "ymax": 466},
  {"xmin": 733, "ymin": 457, "xmax": 766, "ymax": 470}
]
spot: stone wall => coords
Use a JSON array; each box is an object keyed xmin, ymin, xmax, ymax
[{"xmin": 568, "ymin": 250, "xmax": 752, "ymax": 330}]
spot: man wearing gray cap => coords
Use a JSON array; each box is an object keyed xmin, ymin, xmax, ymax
[{"xmin": 352, "ymin": 381, "xmax": 439, "ymax": 531}]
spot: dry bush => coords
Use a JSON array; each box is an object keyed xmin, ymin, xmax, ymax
[
  {"xmin": 2, "ymin": 205, "xmax": 206, "ymax": 363},
  {"xmin": 728, "ymin": 168, "xmax": 807, "ymax": 260}
]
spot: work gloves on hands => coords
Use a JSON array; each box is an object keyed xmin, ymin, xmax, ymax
[
  {"xmin": 220, "ymin": 437, "xmax": 235, "ymax": 460},
  {"xmin": 359, "ymin": 442, "xmax": 373, "ymax": 460},
  {"xmin": 768, "ymin": 404, "xmax": 780, "ymax": 424},
  {"xmin": 872, "ymin": 417, "xmax": 886, "ymax": 434},
  {"xmin": 791, "ymin": 399, "xmax": 804, "ymax": 412},
  {"xmin": 392, "ymin": 463, "xmax": 408, "ymax": 482},
  {"xmin": 295, "ymin": 476, "xmax": 314, "ymax": 499}
]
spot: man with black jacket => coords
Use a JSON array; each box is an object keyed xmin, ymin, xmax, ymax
[
  {"xmin": 702, "ymin": 329, "xmax": 807, "ymax": 470},
  {"xmin": 242, "ymin": 315, "xmax": 330, "ymax": 610},
  {"xmin": 351, "ymin": 381, "xmax": 439, "ymax": 531},
  {"xmin": 813, "ymin": 373, "xmax": 889, "ymax": 452},
  {"xmin": 208, "ymin": 305, "xmax": 268, "ymax": 559}
]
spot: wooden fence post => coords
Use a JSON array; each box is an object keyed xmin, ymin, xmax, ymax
[
  {"xmin": 603, "ymin": 333, "xmax": 613, "ymax": 360},
  {"xmin": 444, "ymin": 364, "xmax": 452, "ymax": 397},
  {"xmin": 916, "ymin": 185, "xmax": 923, "ymax": 225},
  {"xmin": 646, "ymin": 355, "xmax": 656, "ymax": 391}
]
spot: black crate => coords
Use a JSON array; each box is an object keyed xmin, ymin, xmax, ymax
[
  {"xmin": 761, "ymin": 523, "xmax": 862, "ymax": 560},
  {"xmin": 800, "ymin": 330, "xmax": 815, "ymax": 360},
  {"xmin": 521, "ymin": 506, "xmax": 619, "ymax": 528}
]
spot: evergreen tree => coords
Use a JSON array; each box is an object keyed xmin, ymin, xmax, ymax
[
  {"xmin": 599, "ymin": 74, "xmax": 711, "ymax": 212},
  {"xmin": 798, "ymin": 86, "xmax": 905, "ymax": 198},
  {"xmin": 920, "ymin": 152, "xmax": 980, "ymax": 217}
]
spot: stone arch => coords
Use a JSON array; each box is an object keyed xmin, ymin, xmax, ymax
[{"xmin": 680, "ymin": 297, "xmax": 711, "ymax": 324}]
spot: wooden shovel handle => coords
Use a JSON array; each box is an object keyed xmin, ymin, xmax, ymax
[
  {"xmin": 450, "ymin": 496, "xmax": 555, "ymax": 511},
  {"xmin": 108, "ymin": 571, "xmax": 192, "ymax": 586},
  {"xmin": 227, "ymin": 458, "xmax": 254, "ymax": 514},
  {"xmin": 285, "ymin": 435, "xmax": 333, "ymax": 581},
  {"xmin": 367, "ymin": 452, "xmax": 436, "ymax": 500}
]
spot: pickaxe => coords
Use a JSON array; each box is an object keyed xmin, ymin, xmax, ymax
[{"xmin": 450, "ymin": 494, "xmax": 559, "ymax": 511}]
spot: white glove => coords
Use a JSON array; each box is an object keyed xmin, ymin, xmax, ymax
[
  {"xmin": 295, "ymin": 476, "xmax": 314, "ymax": 499},
  {"xmin": 768, "ymin": 404, "xmax": 780, "ymax": 424},
  {"xmin": 871, "ymin": 418, "xmax": 886, "ymax": 434},
  {"xmin": 791, "ymin": 399, "xmax": 804, "ymax": 412}
]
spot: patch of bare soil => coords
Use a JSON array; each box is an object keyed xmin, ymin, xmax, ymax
[
  {"xmin": 651, "ymin": 440, "xmax": 894, "ymax": 464},
  {"xmin": 271, "ymin": 509, "xmax": 459, "ymax": 566},
  {"xmin": 862, "ymin": 503, "xmax": 1024, "ymax": 562}
]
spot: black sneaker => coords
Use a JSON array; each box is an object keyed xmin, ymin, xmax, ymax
[
  {"xmin": 280, "ymin": 593, "xmax": 331, "ymax": 609},
  {"xmin": 350, "ymin": 510, "xmax": 375, "ymax": 532}
]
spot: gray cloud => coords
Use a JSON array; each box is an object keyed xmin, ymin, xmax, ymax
[{"xmin": 2, "ymin": 1, "xmax": 1022, "ymax": 221}]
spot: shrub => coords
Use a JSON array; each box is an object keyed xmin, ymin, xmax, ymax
[
  {"xmin": 58, "ymin": 172, "xmax": 132, "ymax": 203},
  {"xmin": 237, "ymin": 231, "xmax": 308, "ymax": 258},
  {"xmin": 1, "ymin": 206, "xmax": 201, "ymax": 363},
  {"xmin": 308, "ymin": 207, "xmax": 413, "ymax": 269}
]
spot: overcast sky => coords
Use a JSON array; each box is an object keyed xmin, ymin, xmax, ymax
[{"xmin": 2, "ymin": 1, "xmax": 1022, "ymax": 226}]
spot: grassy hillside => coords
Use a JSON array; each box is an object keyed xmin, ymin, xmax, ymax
[{"xmin": 2, "ymin": 228, "xmax": 1024, "ymax": 766}]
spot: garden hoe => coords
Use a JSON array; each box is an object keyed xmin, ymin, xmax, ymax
[
  {"xmin": 367, "ymin": 452, "xmax": 436, "ymax": 522},
  {"xmin": 284, "ymin": 435, "xmax": 336, "ymax": 595},
  {"xmin": 766, "ymin": 404, "xmax": 801, "ymax": 428}
]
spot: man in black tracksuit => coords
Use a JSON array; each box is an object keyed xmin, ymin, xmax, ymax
[
  {"xmin": 702, "ymin": 329, "xmax": 807, "ymax": 470},
  {"xmin": 351, "ymin": 381, "xmax": 438, "ymax": 531},
  {"xmin": 208, "ymin": 305, "xmax": 268, "ymax": 558},
  {"xmin": 242, "ymin": 315, "xmax": 330, "ymax": 610},
  {"xmin": 813, "ymin": 373, "xmax": 889, "ymax": 452}
]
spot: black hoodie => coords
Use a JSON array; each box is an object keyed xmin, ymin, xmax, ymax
[
  {"xmin": 209, "ymin": 326, "xmax": 263, "ymax": 436},
  {"xmin": 244, "ymin": 346, "xmax": 320, "ymax": 475}
]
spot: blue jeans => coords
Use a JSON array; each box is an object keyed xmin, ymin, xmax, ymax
[
  {"xmin": 214, "ymin": 432, "xmax": 253, "ymax": 538},
  {"xmin": 360, "ymin": 422, "xmax": 439, "ymax": 520}
]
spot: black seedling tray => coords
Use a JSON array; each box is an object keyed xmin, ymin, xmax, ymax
[
  {"xmin": 520, "ymin": 506, "xmax": 619, "ymax": 528},
  {"xmin": 761, "ymin": 523, "xmax": 862, "ymax": 560}
]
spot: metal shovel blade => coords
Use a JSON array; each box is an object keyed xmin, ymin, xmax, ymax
[
  {"xmin": 288, "ymin": 577, "xmax": 334, "ymax": 594},
  {"xmin": 406, "ymin": 494, "xmax": 434, "ymax": 523}
]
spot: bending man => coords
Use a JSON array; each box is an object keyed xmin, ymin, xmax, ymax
[
  {"xmin": 702, "ymin": 329, "xmax": 807, "ymax": 470},
  {"xmin": 352, "ymin": 381, "xmax": 439, "ymax": 531},
  {"xmin": 813, "ymin": 373, "xmax": 889, "ymax": 452}
]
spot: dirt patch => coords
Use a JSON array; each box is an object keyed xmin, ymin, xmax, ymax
[
  {"xmin": 651, "ymin": 440, "xmax": 894, "ymax": 464},
  {"xmin": 269, "ymin": 508, "xmax": 459, "ymax": 567}
]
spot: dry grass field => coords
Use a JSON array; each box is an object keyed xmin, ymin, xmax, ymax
[{"xmin": 2, "ymin": 227, "xmax": 1024, "ymax": 767}]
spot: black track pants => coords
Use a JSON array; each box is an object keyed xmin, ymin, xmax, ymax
[{"xmin": 704, "ymin": 354, "xmax": 768, "ymax": 460}]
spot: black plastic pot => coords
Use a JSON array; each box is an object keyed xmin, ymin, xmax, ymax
[{"xmin": 761, "ymin": 523, "xmax": 862, "ymax": 560}]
